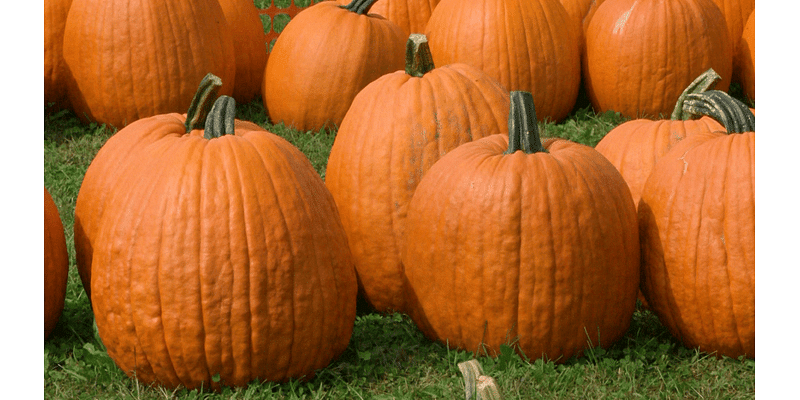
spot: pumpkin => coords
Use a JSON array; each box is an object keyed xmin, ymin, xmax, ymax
[
  {"xmin": 325, "ymin": 34, "xmax": 510, "ymax": 314},
  {"xmin": 74, "ymin": 75, "xmax": 227, "ymax": 300},
  {"xmin": 425, "ymin": 0, "xmax": 581, "ymax": 123},
  {"xmin": 737, "ymin": 10, "xmax": 755, "ymax": 101},
  {"xmin": 584, "ymin": 0, "xmax": 732, "ymax": 119},
  {"xmin": 368, "ymin": 0, "xmax": 442, "ymax": 38},
  {"xmin": 45, "ymin": 187, "xmax": 69, "ymax": 339},
  {"xmin": 559, "ymin": 0, "xmax": 607, "ymax": 56},
  {"xmin": 403, "ymin": 92, "xmax": 640, "ymax": 360},
  {"xmin": 62, "ymin": 0, "xmax": 235, "ymax": 128},
  {"xmin": 262, "ymin": 0, "xmax": 405, "ymax": 132},
  {"xmin": 638, "ymin": 90, "xmax": 754, "ymax": 359},
  {"xmin": 44, "ymin": 0, "xmax": 74, "ymax": 110},
  {"xmin": 87, "ymin": 76, "xmax": 357, "ymax": 390},
  {"xmin": 709, "ymin": 0, "xmax": 754, "ymax": 83},
  {"xmin": 218, "ymin": 0, "xmax": 268, "ymax": 103}
]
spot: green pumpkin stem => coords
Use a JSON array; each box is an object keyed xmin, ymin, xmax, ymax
[
  {"xmin": 406, "ymin": 34, "xmax": 435, "ymax": 77},
  {"xmin": 341, "ymin": 0, "xmax": 379, "ymax": 14},
  {"xmin": 185, "ymin": 73, "xmax": 224, "ymax": 133},
  {"xmin": 681, "ymin": 90, "xmax": 755, "ymax": 133},
  {"xmin": 204, "ymin": 96, "xmax": 237, "ymax": 139},
  {"xmin": 504, "ymin": 91, "xmax": 545, "ymax": 155},
  {"xmin": 670, "ymin": 68, "xmax": 721, "ymax": 120}
]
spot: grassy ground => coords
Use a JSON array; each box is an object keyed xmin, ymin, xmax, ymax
[{"xmin": 43, "ymin": 91, "xmax": 755, "ymax": 399}]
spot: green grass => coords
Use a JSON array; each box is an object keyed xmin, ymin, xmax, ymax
[{"xmin": 44, "ymin": 95, "xmax": 755, "ymax": 399}]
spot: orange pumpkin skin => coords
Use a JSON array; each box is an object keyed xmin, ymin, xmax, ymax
[
  {"xmin": 425, "ymin": 0, "xmax": 581, "ymax": 123},
  {"xmin": 584, "ymin": 0, "xmax": 732, "ymax": 119},
  {"xmin": 403, "ymin": 94, "xmax": 640, "ymax": 360},
  {"xmin": 559, "ymin": 0, "xmax": 607, "ymax": 56},
  {"xmin": 263, "ymin": 0, "xmax": 405, "ymax": 132},
  {"xmin": 369, "ymin": 0, "xmax": 441, "ymax": 38},
  {"xmin": 62, "ymin": 0, "xmax": 235, "ymax": 128},
  {"xmin": 709, "ymin": 0, "xmax": 754, "ymax": 81},
  {"xmin": 89, "ymin": 104, "xmax": 358, "ymax": 389},
  {"xmin": 737, "ymin": 10, "xmax": 755, "ymax": 100},
  {"xmin": 44, "ymin": 0, "xmax": 74, "ymax": 109},
  {"xmin": 218, "ymin": 0, "xmax": 268, "ymax": 103},
  {"xmin": 45, "ymin": 187, "xmax": 69, "ymax": 339},
  {"xmin": 638, "ymin": 93, "xmax": 754, "ymax": 359},
  {"xmin": 325, "ymin": 36, "xmax": 510, "ymax": 314}
]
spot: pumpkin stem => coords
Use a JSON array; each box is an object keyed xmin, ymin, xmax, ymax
[
  {"xmin": 681, "ymin": 90, "xmax": 755, "ymax": 133},
  {"xmin": 185, "ymin": 73, "xmax": 224, "ymax": 133},
  {"xmin": 405, "ymin": 34, "xmax": 435, "ymax": 77},
  {"xmin": 204, "ymin": 96, "xmax": 237, "ymax": 139},
  {"xmin": 504, "ymin": 91, "xmax": 546, "ymax": 155},
  {"xmin": 341, "ymin": 0, "xmax": 379, "ymax": 14},
  {"xmin": 670, "ymin": 68, "xmax": 721, "ymax": 120}
]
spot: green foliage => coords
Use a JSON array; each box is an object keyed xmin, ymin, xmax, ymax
[{"xmin": 44, "ymin": 96, "xmax": 755, "ymax": 399}]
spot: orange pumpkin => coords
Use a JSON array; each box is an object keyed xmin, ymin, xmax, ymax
[
  {"xmin": 88, "ymin": 78, "xmax": 357, "ymax": 389},
  {"xmin": 737, "ymin": 10, "xmax": 755, "ymax": 101},
  {"xmin": 263, "ymin": 0, "xmax": 405, "ymax": 132},
  {"xmin": 638, "ymin": 90, "xmax": 754, "ymax": 359},
  {"xmin": 584, "ymin": 0, "xmax": 732, "ymax": 119},
  {"xmin": 45, "ymin": 187, "xmax": 69, "ymax": 339},
  {"xmin": 403, "ymin": 92, "xmax": 640, "ymax": 360},
  {"xmin": 62, "ymin": 0, "xmax": 235, "ymax": 128},
  {"xmin": 709, "ymin": 0, "xmax": 754, "ymax": 82},
  {"xmin": 369, "ymin": 0, "xmax": 442, "ymax": 38},
  {"xmin": 44, "ymin": 0, "xmax": 74, "ymax": 110},
  {"xmin": 325, "ymin": 34, "xmax": 510, "ymax": 314},
  {"xmin": 559, "ymin": 0, "xmax": 607, "ymax": 56},
  {"xmin": 425, "ymin": 0, "xmax": 581, "ymax": 123},
  {"xmin": 218, "ymin": 0, "xmax": 268, "ymax": 103}
]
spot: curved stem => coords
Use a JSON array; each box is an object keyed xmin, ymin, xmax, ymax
[
  {"xmin": 681, "ymin": 90, "xmax": 755, "ymax": 134},
  {"xmin": 504, "ymin": 91, "xmax": 545, "ymax": 155},
  {"xmin": 406, "ymin": 34, "xmax": 436, "ymax": 77},
  {"xmin": 671, "ymin": 68, "xmax": 721, "ymax": 120},
  {"xmin": 341, "ymin": 0, "xmax": 379, "ymax": 14},
  {"xmin": 204, "ymin": 96, "xmax": 237, "ymax": 139},
  {"xmin": 185, "ymin": 73, "xmax": 223, "ymax": 133}
]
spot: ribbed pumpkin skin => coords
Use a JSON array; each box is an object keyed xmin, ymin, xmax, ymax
[
  {"xmin": 738, "ymin": 10, "xmax": 755, "ymax": 101},
  {"xmin": 325, "ymin": 62, "xmax": 510, "ymax": 314},
  {"xmin": 584, "ymin": 0, "xmax": 732, "ymax": 119},
  {"xmin": 218, "ymin": 0, "xmax": 268, "ymax": 103},
  {"xmin": 559, "ymin": 0, "xmax": 606, "ymax": 56},
  {"xmin": 370, "ymin": 0, "xmax": 441, "ymax": 37},
  {"xmin": 44, "ymin": 0, "xmax": 74, "ymax": 109},
  {"xmin": 45, "ymin": 187, "xmax": 69, "ymax": 339},
  {"xmin": 639, "ymin": 130, "xmax": 755, "ymax": 359},
  {"xmin": 62, "ymin": 0, "xmax": 235, "ymax": 128},
  {"xmin": 89, "ymin": 116, "xmax": 357, "ymax": 389},
  {"xmin": 403, "ymin": 136, "xmax": 640, "ymax": 360},
  {"xmin": 263, "ymin": 1, "xmax": 405, "ymax": 132},
  {"xmin": 425, "ymin": 0, "xmax": 581, "ymax": 123},
  {"xmin": 710, "ymin": 0, "xmax": 754, "ymax": 81}
]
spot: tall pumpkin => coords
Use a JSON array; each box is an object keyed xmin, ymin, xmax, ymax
[
  {"xmin": 403, "ymin": 92, "xmax": 640, "ymax": 360},
  {"xmin": 638, "ymin": 90, "xmax": 754, "ymax": 359},
  {"xmin": 325, "ymin": 34, "xmax": 510, "ymax": 314},
  {"xmin": 62, "ymin": 0, "xmax": 236, "ymax": 128},
  {"xmin": 88, "ymin": 80, "xmax": 357, "ymax": 389},
  {"xmin": 263, "ymin": 0, "xmax": 405, "ymax": 132},
  {"xmin": 584, "ymin": 0, "xmax": 732, "ymax": 119},
  {"xmin": 218, "ymin": 0, "xmax": 268, "ymax": 103},
  {"xmin": 44, "ymin": 0, "xmax": 74, "ymax": 109},
  {"xmin": 45, "ymin": 187, "xmax": 69, "ymax": 339},
  {"xmin": 425, "ymin": 0, "xmax": 581, "ymax": 123}
]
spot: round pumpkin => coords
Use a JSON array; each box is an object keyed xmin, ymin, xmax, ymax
[
  {"xmin": 638, "ymin": 90, "xmax": 754, "ymax": 359},
  {"xmin": 88, "ymin": 83, "xmax": 357, "ymax": 389},
  {"xmin": 425, "ymin": 0, "xmax": 581, "ymax": 123},
  {"xmin": 44, "ymin": 0, "xmax": 74, "ymax": 109},
  {"xmin": 218, "ymin": 0, "xmax": 268, "ymax": 103},
  {"xmin": 263, "ymin": 0, "xmax": 405, "ymax": 132},
  {"xmin": 737, "ymin": 10, "xmax": 755, "ymax": 101},
  {"xmin": 584, "ymin": 0, "xmax": 732, "ymax": 119},
  {"xmin": 62, "ymin": 0, "xmax": 236, "ymax": 128},
  {"xmin": 45, "ymin": 186, "xmax": 69, "ymax": 339},
  {"xmin": 709, "ymin": 0, "xmax": 754, "ymax": 82},
  {"xmin": 368, "ymin": 0, "xmax": 442, "ymax": 38},
  {"xmin": 325, "ymin": 34, "xmax": 510, "ymax": 314},
  {"xmin": 403, "ymin": 92, "xmax": 640, "ymax": 360},
  {"xmin": 559, "ymin": 0, "xmax": 607, "ymax": 56}
]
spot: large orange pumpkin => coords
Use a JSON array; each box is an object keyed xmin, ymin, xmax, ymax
[
  {"xmin": 45, "ymin": 187, "xmax": 69, "ymax": 339},
  {"xmin": 325, "ymin": 34, "xmax": 510, "ymax": 314},
  {"xmin": 709, "ymin": 0, "xmax": 754, "ymax": 82},
  {"xmin": 425, "ymin": 0, "xmax": 581, "ymax": 123},
  {"xmin": 403, "ymin": 92, "xmax": 640, "ymax": 360},
  {"xmin": 737, "ymin": 10, "xmax": 755, "ymax": 101},
  {"xmin": 638, "ymin": 90, "xmax": 754, "ymax": 359},
  {"xmin": 369, "ymin": 0, "xmax": 441, "ymax": 38},
  {"xmin": 88, "ymin": 80, "xmax": 357, "ymax": 390},
  {"xmin": 44, "ymin": 0, "xmax": 74, "ymax": 110},
  {"xmin": 218, "ymin": 0, "xmax": 268, "ymax": 103},
  {"xmin": 263, "ymin": 0, "xmax": 405, "ymax": 132},
  {"xmin": 559, "ymin": 0, "xmax": 607, "ymax": 56},
  {"xmin": 62, "ymin": 0, "xmax": 235, "ymax": 128},
  {"xmin": 584, "ymin": 0, "xmax": 732, "ymax": 119}
]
